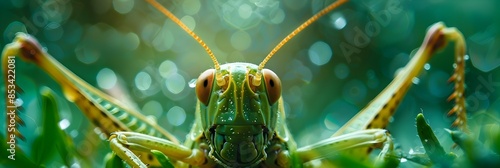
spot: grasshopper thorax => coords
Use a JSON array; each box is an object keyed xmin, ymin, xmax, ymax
[{"xmin": 195, "ymin": 63, "xmax": 281, "ymax": 167}]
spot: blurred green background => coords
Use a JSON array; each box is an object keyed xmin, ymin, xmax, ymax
[{"xmin": 1, "ymin": 0, "xmax": 499, "ymax": 167}]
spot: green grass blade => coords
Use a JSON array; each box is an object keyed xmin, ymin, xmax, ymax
[
  {"xmin": 0, "ymin": 134, "xmax": 38, "ymax": 167},
  {"xmin": 449, "ymin": 129, "xmax": 500, "ymax": 167},
  {"xmin": 32, "ymin": 87, "xmax": 82, "ymax": 166},
  {"xmin": 105, "ymin": 152, "xmax": 125, "ymax": 168},
  {"xmin": 416, "ymin": 113, "xmax": 453, "ymax": 166},
  {"xmin": 151, "ymin": 150, "xmax": 174, "ymax": 168}
]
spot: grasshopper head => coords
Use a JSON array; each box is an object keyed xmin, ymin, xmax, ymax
[{"xmin": 195, "ymin": 63, "xmax": 281, "ymax": 167}]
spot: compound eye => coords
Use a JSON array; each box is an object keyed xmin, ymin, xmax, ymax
[
  {"xmin": 196, "ymin": 69, "xmax": 215, "ymax": 105},
  {"xmin": 262, "ymin": 69, "xmax": 281, "ymax": 105}
]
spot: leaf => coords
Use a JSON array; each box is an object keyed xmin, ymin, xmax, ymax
[
  {"xmin": 32, "ymin": 88, "xmax": 61, "ymax": 164},
  {"xmin": 405, "ymin": 153, "xmax": 432, "ymax": 166},
  {"xmin": 0, "ymin": 134, "xmax": 38, "ymax": 167},
  {"xmin": 32, "ymin": 87, "xmax": 83, "ymax": 166},
  {"xmin": 416, "ymin": 113, "xmax": 454, "ymax": 166},
  {"xmin": 151, "ymin": 150, "xmax": 174, "ymax": 168},
  {"xmin": 449, "ymin": 129, "xmax": 500, "ymax": 167},
  {"xmin": 105, "ymin": 152, "xmax": 125, "ymax": 168}
]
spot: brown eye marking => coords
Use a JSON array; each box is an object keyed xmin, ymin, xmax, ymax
[
  {"xmin": 262, "ymin": 69, "xmax": 281, "ymax": 105},
  {"xmin": 196, "ymin": 69, "xmax": 215, "ymax": 105}
]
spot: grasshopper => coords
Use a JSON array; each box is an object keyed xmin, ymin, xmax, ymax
[{"xmin": 2, "ymin": 0, "xmax": 468, "ymax": 167}]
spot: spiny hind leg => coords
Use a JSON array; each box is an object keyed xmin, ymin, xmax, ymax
[
  {"xmin": 109, "ymin": 132, "xmax": 209, "ymax": 167},
  {"xmin": 421, "ymin": 22, "xmax": 468, "ymax": 131},
  {"xmin": 334, "ymin": 22, "xmax": 468, "ymax": 137}
]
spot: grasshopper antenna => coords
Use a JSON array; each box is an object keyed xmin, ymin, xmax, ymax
[
  {"xmin": 253, "ymin": 0, "xmax": 349, "ymax": 86},
  {"xmin": 145, "ymin": 0, "xmax": 227, "ymax": 85}
]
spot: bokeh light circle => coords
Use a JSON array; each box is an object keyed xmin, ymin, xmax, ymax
[
  {"xmin": 308, "ymin": 41, "xmax": 332, "ymax": 66},
  {"xmin": 167, "ymin": 106, "xmax": 186, "ymax": 126},
  {"xmin": 97, "ymin": 68, "xmax": 117, "ymax": 89}
]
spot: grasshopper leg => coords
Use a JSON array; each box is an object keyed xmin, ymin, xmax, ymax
[
  {"xmin": 296, "ymin": 129, "xmax": 389, "ymax": 162},
  {"xmin": 109, "ymin": 132, "xmax": 207, "ymax": 167},
  {"xmin": 3, "ymin": 33, "xmax": 185, "ymax": 166},
  {"xmin": 325, "ymin": 22, "xmax": 468, "ymax": 163}
]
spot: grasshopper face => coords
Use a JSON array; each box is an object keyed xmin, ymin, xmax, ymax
[{"xmin": 195, "ymin": 63, "xmax": 282, "ymax": 167}]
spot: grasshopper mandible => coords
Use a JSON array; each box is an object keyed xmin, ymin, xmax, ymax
[{"xmin": 2, "ymin": 0, "xmax": 468, "ymax": 167}]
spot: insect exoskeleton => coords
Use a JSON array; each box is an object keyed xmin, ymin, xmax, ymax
[{"xmin": 195, "ymin": 63, "xmax": 283, "ymax": 167}]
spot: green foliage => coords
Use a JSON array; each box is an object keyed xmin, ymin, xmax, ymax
[
  {"xmin": 416, "ymin": 113, "xmax": 456, "ymax": 167},
  {"xmin": 449, "ymin": 129, "xmax": 500, "ymax": 167},
  {"xmin": 151, "ymin": 150, "xmax": 175, "ymax": 168},
  {"xmin": 0, "ymin": 135, "xmax": 38, "ymax": 167},
  {"xmin": 401, "ymin": 113, "xmax": 500, "ymax": 168},
  {"xmin": 104, "ymin": 152, "xmax": 125, "ymax": 168},
  {"xmin": 1, "ymin": 87, "xmax": 85, "ymax": 167}
]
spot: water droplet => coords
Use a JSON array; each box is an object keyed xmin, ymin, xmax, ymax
[
  {"xmin": 409, "ymin": 148, "xmax": 414, "ymax": 154},
  {"xmin": 188, "ymin": 79, "xmax": 197, "ymax": 88},
  {"xmin": 99, "ymin": 133, "xmax": 107, "ymax": 140},
  {"xmin": 412, "ymin": 77, "xmax": 420, "ymax": 85},
  {"xmin": 14, "ymin": 98, "xmax": 23, "ymax": 107},
  {"xmin": 59, "ymin": 118, "xmax": 70, "ymax": 130},
  {"xmin": 94, "ymin": 127, "xmax": 102, "ymax": 134},
  {"xmin": 424, "ymin": 63, "xmax": 431, "ymax": 70}
]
